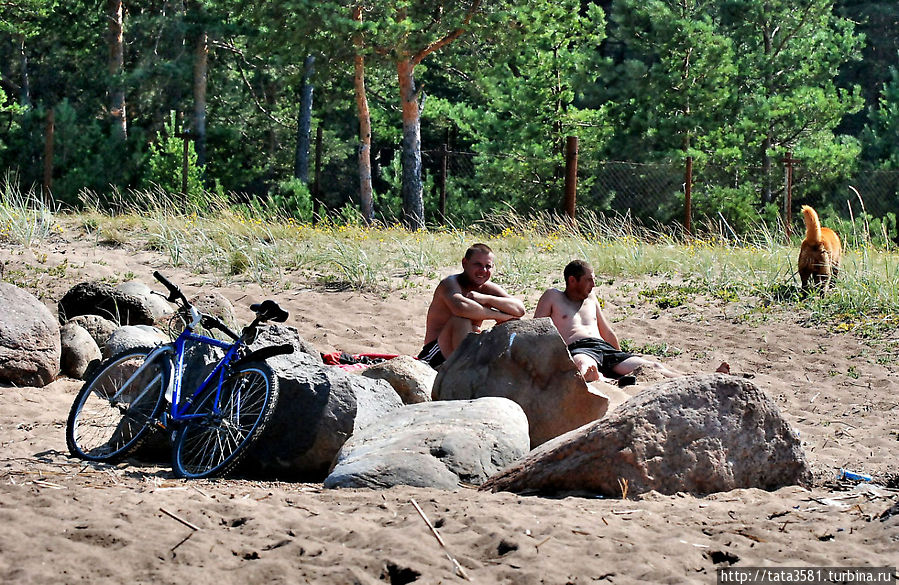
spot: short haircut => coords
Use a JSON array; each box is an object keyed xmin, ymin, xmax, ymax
[
  {"xmin": 564, "ymin": 259, "xmax": 593, "ymax": 282},
  {"xmin": 464, "ymin": 243, "xmax": 493, "ymax": 259}
]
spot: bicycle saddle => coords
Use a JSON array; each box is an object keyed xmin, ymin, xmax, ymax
[{"xmin": 250, "ymin": 299, "xmax": 289, "ymax": 323}]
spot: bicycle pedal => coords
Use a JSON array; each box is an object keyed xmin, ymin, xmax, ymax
[{"xmin": 155, "ymin": 413, "xmax": 168, "ymax": 431}]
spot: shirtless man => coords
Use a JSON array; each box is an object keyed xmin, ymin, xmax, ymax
[
  {"xmin": 535, "ymin": 259, "xmax": 728, "ymax": 383},
  {"xmin": 418, "ymin": 243, "xmax": 525, "ymax": 369}
]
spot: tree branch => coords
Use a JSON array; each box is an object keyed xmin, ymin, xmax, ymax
[
  {"xmin": 411, "ymin": 0, "xmax": 481, "ymax": 67},
  {"xmin": 214, "ymin": 38, "xmax": 290, "ymax": 129},
  {"xmin": 772, "ymin": 3, "xmax": 815, "ymax": 59}
]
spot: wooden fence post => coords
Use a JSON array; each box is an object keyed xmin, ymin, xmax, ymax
[
  {"xmin": 782, "ymin": 151, "xmax": 799, "ymax": 239},
  {"xmin": 564, "ymin": 136, "xmax": 578, "ymax": 223}
]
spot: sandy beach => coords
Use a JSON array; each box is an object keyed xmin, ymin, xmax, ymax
[{"xmin": 1, "ymin": 229, "xmax": 897, "ymax": 584}]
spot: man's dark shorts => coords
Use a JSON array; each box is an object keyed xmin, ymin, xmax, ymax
[
  {"xmin": 417, "ymin": 339, "xmax": 446, "ymax": 369},
  {"xmin": 567, "ymin": 337, "xmax": 634, "ymax": 377}
]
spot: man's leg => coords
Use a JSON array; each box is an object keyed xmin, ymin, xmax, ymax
[
  {"xmin": 614, "ymin": 356, "xmax": 685, "ymax": 378},
  {"xmin": 572, "ymin": 353, "xmax": 604, "ymax": 383},
  {"xmin": 437, "ymin": 315, "xmax": 477, "ymax": 358}
]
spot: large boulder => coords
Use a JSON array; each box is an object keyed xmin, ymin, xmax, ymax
[
  {"xmin": 325, "ymin": 397, "xmax": 530, "ymax": 490},
  {"xmin": 247, "ymin": 360, "xmax": 403, "ymax": 480},
  {"xmin": 0, "ymin": 283, "xmax": 60, "ymax": 387},
  {"xmin": 481, "ymin": 374, "xmax": 812, "ymax": 497},
  {"xmin": 59, "ymin": 322, "xmax": 102, "ymax": 379},
  {"xmin": 67, "ymin": 314, "xmax": 117, "ymax": 353},
  {"xmin": 58, "ymin": 281, "xmax": 155, "ymax": 326},
  {"xmin": 188, "ymin": 291, "xmax": 237, "ymax": 333},
  {"xmin": 362, "ymin": 355, "xmax": 435, "ymax": 404},
  {"xmin": 250, "ymin": 324, "xmax": 322, "ymax": 368},
  {"xmin": 116, "ymin": 280, "xmax": 174, "ymax": 324},
  {"xmin": 432, "ymin": 318, "xmax": 608, "ymax": 447},
  {"xmin": 103, "ymin": 325, "xmax": 168, "ymax": 359}
]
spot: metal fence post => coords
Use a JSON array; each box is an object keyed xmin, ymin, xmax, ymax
[
  {"xmin": 564, "ymin": 136, "xmax": 578, "ymax": 223},
  {"xmin": 313, "ymin": 125, "xmax": 323, "ymax": 218},
  {"xmin": 42, "ymin": 106, "xmax": 54, "ymax": 205},
  {"xmin": 440, "ymin": 141, "xmax": 448, "ymax": 218},
  {"xmin": 782, "ymin": 151, "xmax": 799, "ymax": 239},
  {"xmin": 684, "ymin": 155, "xmax": 693, "ymax": 234}
]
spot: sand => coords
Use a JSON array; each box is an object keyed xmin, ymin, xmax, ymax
[{"xmin": 1, "ymin": 230, "xmax": 897, "ymax": 584}]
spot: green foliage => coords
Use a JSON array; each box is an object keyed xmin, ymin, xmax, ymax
[
  {"xmin": 142, "ymin": 111, "xmax": 205, "ymax": 208},
  {"xmin": 270, "ymin": 178, "xmax": 314, "ymax": 221},
  {"xmin": 861, "ymin": 64, "xmax": 899, "ymax": 169},
  {"xmin": 421, "ymin": 0, "xmax": 612, "ymax": 216}
]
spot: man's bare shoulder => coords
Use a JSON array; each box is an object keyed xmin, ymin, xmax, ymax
[
  {"xmin": 479, "ymin": 280, "xmax": 511, "ymax": 296},
  {"xmin": 538, "ymin": 287, "xmax": 566, "ymax": 302}
]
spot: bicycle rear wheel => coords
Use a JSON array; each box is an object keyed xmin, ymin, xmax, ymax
[
  {"xmin": 66, "ymin": 346, "xmax": 169, "ymax": 462},
  {"xmin": 171, "ymin": 361, "xmax": 278, "ymax": 479}
]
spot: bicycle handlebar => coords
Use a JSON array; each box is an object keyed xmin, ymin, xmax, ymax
[
  {"xmin": 201, "ymin": 314, "xmax": 239, "ymax": 341},
  {"xmin": 154, "ymin": 271, "xmax": 289, "ymax": 344},
  {"xmin": 153, "ymin": 271, "xmax": 189, "ymax": 305}
]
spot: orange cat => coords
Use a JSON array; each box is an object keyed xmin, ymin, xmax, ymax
[{"xmin": 798, "ymin": 205, "xmax": 842, "ymax": 290}]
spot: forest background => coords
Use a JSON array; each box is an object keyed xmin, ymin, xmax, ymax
[{"xmin": 2, "ymin": 0, "xmax": 898, "ymax": 240}]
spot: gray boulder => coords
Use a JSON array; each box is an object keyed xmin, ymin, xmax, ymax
[
  {"xmin": 250, "ymin": 324, "xmax": 322, "ymax": 368},
  {"xmin": 58, "ymin": 281, "xmax": 155, "ymax": 326},
  {"xmin": 433, "ymin": 318, "xmax": 608, "ymax": 447},
  {"xmin": 481, "ymin": 374, "xmax": 812, "ymax": 497},
  {"xmin": 247, "ymin": 363, "xmax": 403, "ymax": 480},
  {"xmin": 324, "ymin": 397, "xmax": 530, "ymax": 490},
  {"xmin": 117, "ymin": 280, "xmax": 174, "ymax": 323},
  {"xmin": 0, "ymin": 282, "xmax": 60, "ymax": 387},
  {"xmin": 60, "ymin": 322, "xmax": 101, "ymax": 379},
  {"xmin": 103, "ymin": 325, "xmax": 168, "ymax": 358},
  {"xmin": 67, "ymin": 314, "xmax": 117, "ymax": 352},
  {"xmin": 188, "ymin": 291, "xmax": 237, "ymax": 333},
  {"xmin": 362, "ymin": 355, "xmax": 435, "ymax": 404}
]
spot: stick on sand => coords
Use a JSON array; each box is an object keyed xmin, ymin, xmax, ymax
[{"xmin": 410, "ymin": 498, "xmax": 470, "ymax": 581}]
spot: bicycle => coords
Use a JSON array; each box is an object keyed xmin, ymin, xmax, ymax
[{"xmin": 66, "ymin": 271, "xmax": 294, "ymax": 479}]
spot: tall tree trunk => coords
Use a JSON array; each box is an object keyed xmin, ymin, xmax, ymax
[
  {"xmin": 107, "ymin": 0, "xmax": 127, "ymax": 139},
  {"xmin": 397, "ymin": 58, "xmax": 424, "ymax": 230},
  {"xmin": 392, "ymin": 0, "xmax": 480, "ymax": 230},
  {"xmin": 353, "ymin": 5, "xmax": 374, "ymax": 223},
  {"xmin": 193, "ymin": 28, "xmax": 208, "ymax": 172},
  {"xmin": 295, "ymin": 55, "xmax": 315, "ymax": 184}
]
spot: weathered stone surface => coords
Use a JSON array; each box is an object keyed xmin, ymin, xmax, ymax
[
  {"xmin": 0, "ymin": 282, "xmax": 60, "ymax": 387},
  {"xmin": 67, "ymin": 314, "xmax": 117, "ymax": 352},
  {"xmin": 250, "ymin": 324, "xmax": 322, "ymax": 367},
  {"xmin": 103, "ymin": 325, "xmax": 168, "ymax": 359},
  {"xmin": 59, "ymin": 322, "xmax": 101, "ymax": 379},
  {"xmin": 481, "ymin": 374, "xmax": 812, "ymax": 497},
  {"xmin": 188, "ymin": 291, "xmax": 237, "ymax": 333},
  {"xmin": 324, "ymin": 397, "xmax": 530, "ymax": 490},
  {"xmin": 247, "ymin": 363, "xmax": 403, "ymax": 480},
  {"xmin": 362, "ymin": 355, "xmax": 435, "ymax": 404},
  {"xmin": 58, "ymin": 281, "xmax": 155, "ymax": 326},
  {"xmin": 432, "ymin": 318, "xmax": 608, "ymax": 447},
  {"xmin": 116, "ymin": 280, "xmax": 174, "ymax": 323}
]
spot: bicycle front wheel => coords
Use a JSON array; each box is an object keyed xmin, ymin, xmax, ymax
[
  {"xmin": 171, "ymin": 361, "xmax": 278, "ymax": 479},
  {"xmin": 66, "ymin": 346, "xmax": 169, "ymax": 462}
]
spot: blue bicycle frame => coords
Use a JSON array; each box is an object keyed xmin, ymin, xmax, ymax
[{"xmin": 165, "ymin": 328, "xmax": 242, "ymax": 424}]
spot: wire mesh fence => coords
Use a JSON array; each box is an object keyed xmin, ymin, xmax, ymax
[{"xmin": 408, "ymin": 146, "xmax": 899, "ymax": 239}]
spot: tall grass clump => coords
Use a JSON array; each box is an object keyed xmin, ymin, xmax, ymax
[
  {"xmin": 36, "ymin": 186, "xmax": 899, "ymax": 346},
  {"xmin": 0, "ymin": 175, "xmax": 59, "ymax": 247}
]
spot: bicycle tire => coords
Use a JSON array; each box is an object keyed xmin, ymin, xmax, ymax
[
  {"xmin": 171, "ymin": 361, "xmax": 278, "ymax": 479},
  {"xmin": 66, "ymin": 346, "xmax": 170, "ymax": 462}
]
